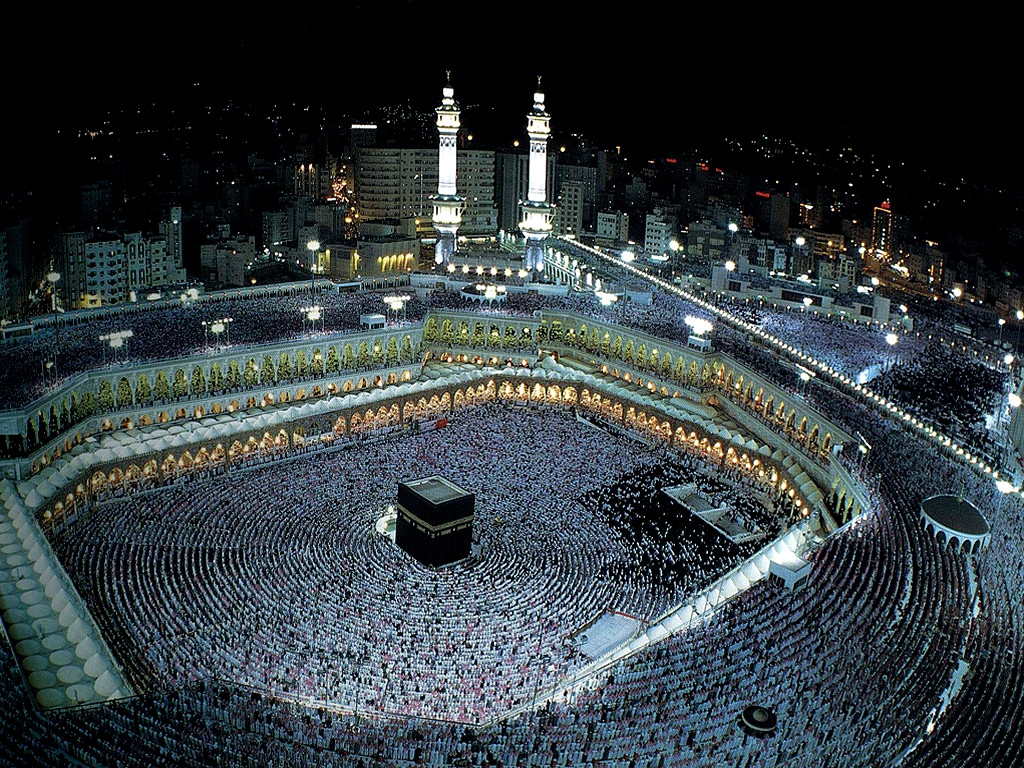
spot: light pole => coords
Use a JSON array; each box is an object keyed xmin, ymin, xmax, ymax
[
  {"xmin": 100, "ymin": 330, "xmax": 134, "ymax": 365},
  {"xmin": 620, "ymin": 250, "xmax": 635, "ymax": 307},
  {"xmin": 727, "ymin": 222, "xmax": 739, "ymax": 273},
  {"xmin": 301, "ymin": 305, "xmax": 323, "ymax": 336},
  {"xmin": 307, "ymin": 240, "xmax": 321, "ymax": 293},
  {"xmin": 208, "ymin": 317, "xmax": 232, "ymax": 351},
  {"xmin": 46, "ymin": 271, "xmax": 60, "ymax": 315},
  {"xmin": 1016, "ymin": 310, "xmax": 1023, "ymax": 351},
  {"xmin": 383, "ymin": 295, "xmax": 410, "ymax": 325},
  {"xmin": 881, "ymin": 332, "xmax": 899, "ymax": 398},
  {"xmin": 999, "ymin": 317, "xmax": 1006, "ymax": 347}
]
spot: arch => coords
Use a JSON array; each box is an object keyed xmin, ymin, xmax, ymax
[
  {"xmin": 90, "ymin": 470, "xmax": 108, "ymax": 493},
  {"xmin": 161, "ymin": 454, "xmax": 177, "ymax": 476}
]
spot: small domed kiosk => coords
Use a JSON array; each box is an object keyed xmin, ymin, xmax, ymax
[
  {"xmin": 738, "ymin": 704, "xmax": 778, "ymax": 738},
  {"xmin": 920, "ymin": 494, "xmax": 990, "ymax": 555}
]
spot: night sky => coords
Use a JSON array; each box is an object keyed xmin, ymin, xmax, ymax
[{"xmin": 4, "ymin": 5, "xmax": 1018, "ymax": 185}]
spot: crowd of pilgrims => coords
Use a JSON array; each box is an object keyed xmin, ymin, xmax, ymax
[
  {"xmin": 49, "ymin": 404, "xmax": 778, "ymax": 725},
  {"xmin": 3, "ymin": 388, "xmax": 1023, "ymax": 766},
  {"xmin": 1, "ymin": 276, "xmax": 1023, "ymax": 765},
  {"xmin": 4, "ymin": 275, "xmax": 1013, "ymax": 464}
]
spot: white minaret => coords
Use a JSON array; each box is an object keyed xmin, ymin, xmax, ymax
[
  {"xmin": 432, "ymin": 73, "xmax": 465, "ymax": 265},
  {"xmin": 519, "ymin": 79, "xmax": 555, "ymax": 275}
]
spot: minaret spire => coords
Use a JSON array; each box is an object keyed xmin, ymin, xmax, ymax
[
  {"xmin": 432, "ymin": 74, "xmax": 465, "ymax": 265},
  {"xmin": 518, "ymin": 79, "xmax": 555, "ymax": 276}
]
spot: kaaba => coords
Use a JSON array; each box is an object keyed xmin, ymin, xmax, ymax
[{"xmin": 395, "ymin": 476, "xmax": 475, "ymax": 566}]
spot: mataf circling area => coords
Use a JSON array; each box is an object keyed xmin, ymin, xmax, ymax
[{"xmin": 50, "ymin": 404, "xmax": 772, "ymax": 723}]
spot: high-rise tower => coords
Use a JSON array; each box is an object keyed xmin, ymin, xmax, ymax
[
  {"xmin": 519, "ymin": 81, "xmax": 555, "ymax": 275},
  {"xmin": 431, "ymin": 74, "xmax": 465, "ymax": 265},
  {"xmin": 871, "ymin": 200, "xmax": 893, "ymax": 262}
]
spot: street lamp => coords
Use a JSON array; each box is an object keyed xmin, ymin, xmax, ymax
[
  {"xmin": 46, "ymin": 271, "xmax": 60, "ymax": 326},
  {"xmin": 999, "ymin": 317, "xmax": 1006, "ymax": 346},
  {"xmin": 1016, "ymin": 309, "xmax": 1023, "ymax": 350},
  {"xmin": 301, "ymin": 305, "xmax": 323, "ymax": 336},
  {"xmin": 886, "ymin": 332, "xmax": 899, "ymax": 367},
  {"xmin": 620, "ymin": 249, "xmax": 635, "ymax": 286},
  {"xmin": 99, "ymin": 330, "xmax": 134, "ymax": 365},
  {"xmin": 883, "ymin": 332, "xmax": 899, "ymax": 396},
  {"xmin": 307, "ymin": 240, "xmax": 321, "ymax": 292},
  {"xmin": 383, "ymin": 294, "xmax": 410, "ymax": 324},
  {"xmin": 204, "ymin": 317, "xmax": 233, "ymax": 351}
]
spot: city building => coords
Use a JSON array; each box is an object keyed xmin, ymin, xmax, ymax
[
  {"xmin": 553, "ymin": 180, "xmax": 585, "ymax": 236},
  {"xmin": 326, "ymin": 219, "xmax": 419, "ymax": 282},
  {"xmin": 53, "ymin": 208, "xmax": 187, "ymax": 308},
  {"xmin": 684, "ymin": 220, "xmax": 726, "ymax": 265},
  {"xmin": 644, "ymin": 207, "xmax": 679, "ymax": 258},
  {"xmin": 871, "ymin": 200, "xmax": 893, "ymax": 261},
  {"xmin": 596, "ymin": 211, "xmax": 630, "ymax": 248},
  {"xmin": 495, "ymin": 150, "xmax": 556, "ymax": 235},
  {"xmin": 0, "ymin": 218, "xmax": 31, "ymax": 321},
  {"xmin": 554, "ymin": 163, "xmax": 597, "ymax": 231},
  {"xmin": 200, "ymin": 235, "xmax": 257, "ymax": 287},
  {"xmin": 355, "ymin": 148, "xmax": 496, "ymax": 238}
]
